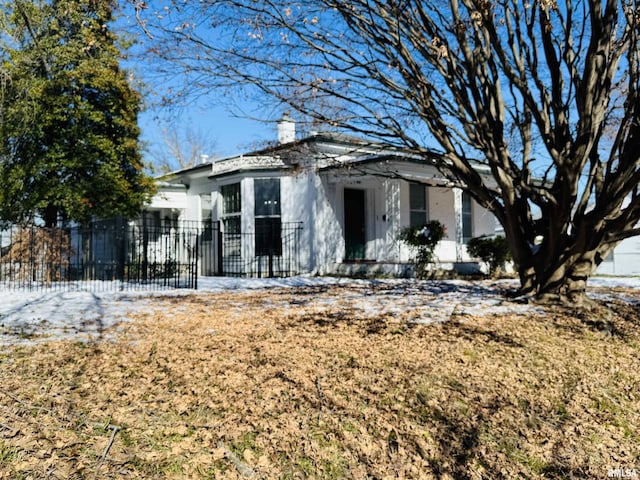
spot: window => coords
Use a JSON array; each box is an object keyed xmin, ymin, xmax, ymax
[
  {"xmin": 144, "ymin": 210, "xmax": 161, "ymax": 229},
  {"xmin": 142, "ymin": 210, "xmax": 161, "ymax": 241},
  {"xmin": 162, "ymin": 212, "xmax": 179, "ymax": 234},
  {"xmin": 409, "ymin": 183, "xmax": 429, "ymax": 227},
  {"xmin": 221, "ymin": 183, "xmax": 241, "ymax": 256},
  {"xmin": 202, "ymin": 216, "xmax": 213, "ymax": 242},
  {"xmin": 255, "ymin": 217, "xmax": 282, "ymax": 256},
  {"xmin": 255, "ymin": 178, "xmax": 281, "ymax": 216},
  {"xmin": 221, "ymin": 183, "xmax": 241, "ymax": 215},
  {"xmin": 254, "ymin": 178, "xmax": 282, "ymax": 256},
  {"xmin": 462, "ymin": 192, "xmax": 473, "ymax": 242}
]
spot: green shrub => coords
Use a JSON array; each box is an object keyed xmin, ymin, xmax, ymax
[
  {"xmin": 398, "ymin": 220, "xmax": 446, "ymax": 278},
  {"xmin": 466, "ymin": 235, "xmax": 511, "ymax": 275}
]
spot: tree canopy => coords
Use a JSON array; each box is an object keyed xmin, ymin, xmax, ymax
[
  {"xmin": 0, "ymin": 0, "xmax": 154, "ymax": 227},
  {"xmin": 139, "ymin": 0, "xmax": 639, "ymax": 303}
]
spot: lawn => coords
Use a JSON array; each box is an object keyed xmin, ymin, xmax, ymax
[{"xmin": 0, "ymin": 282, "xmax": 638, "ymax": 479}]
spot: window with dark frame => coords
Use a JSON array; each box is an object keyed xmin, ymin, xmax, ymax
[
  {"xmin": 254, "ymin": 178, "xmax": 282, "ymax": 256},
  {"xmin": 221, "ymin": 183, "xmax": 241, "ymax": 256},
  {"xmin": 409, "ymin": 183, "xmax": 429, "ymax": 228},
  {"xmin": 222, "ymin": 183, "xmax": 241, "ymax": 215}
]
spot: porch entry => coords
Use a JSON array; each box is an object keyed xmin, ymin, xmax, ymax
[{"xmin": 344, "ymin": 188, "xmax": 366, "ymax": 260}]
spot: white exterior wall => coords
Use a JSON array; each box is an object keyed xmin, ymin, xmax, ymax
[
  {"xmin": 149, "ymin": 189, "xmax": 188, "ymax": 211},
  {"xmin": 149, "ymin": 172, "xmax": 213, "ymax": 225},
  {"xmin": 395, "ymin": 183, "xmax": 497, "ymax": 264},
  {"xmin": 152, "ymin": 152, "xmax": 502, "ymax": 276},
  {"xmin": 312, "ymin": 176, "xmax": 342, "ymax": 273},
  {"xmin": 317, "ymin": 174, "xmax": 349, "ymax": 269},
  {"xmin": 185, "ymin": 176, "xmax": 213, "ymax": 223},
  {"xmin": 263, "ymin": 169, "xmax": 402, "ymax": 274},
  {"xmin": 241, "ymin": 177, "xmax": 254, "ymax": 235},
  {"xmin": 380, "ymin": 179, "xmax": 402, "ymax": 262},
  {"xmin": 427, "ymin": 187, "xmax": 458, "ymax": 262},
  {"xmin": 210, "ymin": 188, "xmax": 220, "ymax": 222},
  {"xmin": 597, "ymin": 236, "xmax": 640, "ymax": 276},
  {"xmin": 210, "ymin": 172, "xmax": 319, "ymax": 273},
  {"xmin": 282, "ymin": 172, "xmax": 314, "ymax": 272}
]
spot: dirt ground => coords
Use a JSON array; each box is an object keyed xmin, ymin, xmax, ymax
[{"xmin": 1, "ymin": 283, "xmax": 639, "ymax": 479}]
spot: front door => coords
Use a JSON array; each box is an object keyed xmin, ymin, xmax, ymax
[{"xmin": 344, "ymin": 188, "xmax": 366, "ymax": 260}]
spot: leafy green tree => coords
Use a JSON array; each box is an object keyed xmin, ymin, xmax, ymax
[
  {"xmin": 0, "ymin": 0, "xmax": 154, "ymax": 227},
  {"xmin": 138, "ymin": 0, "xmax": 639, "ymax": 304}
]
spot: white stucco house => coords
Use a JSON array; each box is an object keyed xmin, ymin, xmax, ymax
[
  {"xmin": 146, "ymin": 118, "xmax": 640, "ymax": 278},
  {"xmin": 145, "ymin": 117, "xmax": 500, "ymax": 277}
]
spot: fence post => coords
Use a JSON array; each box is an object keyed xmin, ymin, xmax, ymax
[
  {"xmin": 194, "ymin": 228, "xmax": 199, "ymax": 289},
  {"xmin": 268, "ymin": 220, "xmax": 274, "ymax": 278},
  {"xmin": 142, "ymin": 214, "xmax": 149, "ymax": 282},
  {"xmin": 116, "ymin": 219, "xmax": 126, "ymax": 281},
  {"xmin": 216, "ymin": 221, "xmax": 223, "ymax": 276},
  {"xmin": 29, "ymin": 225, "xmax": 35, "ymax": 285}
]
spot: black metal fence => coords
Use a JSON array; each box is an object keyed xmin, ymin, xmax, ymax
[
  {"xmin": 208, "ymin": 221, "xmax": 303, "ymax": 278},
  {"xmin": 0, "ymin": 219, "xmax": 199, "ymax": 291},
  {"xmin": 0, "ymin": 219, "xmax": 303, "ymax": 291}
]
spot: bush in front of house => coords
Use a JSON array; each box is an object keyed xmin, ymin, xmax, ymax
[
  {"xmin": 398, "ymin": 220, "xmax": 446, "ymax": 279},
  {"xmin": 466, "ymin": 235, "xmax": 511, "ymax": 275}
]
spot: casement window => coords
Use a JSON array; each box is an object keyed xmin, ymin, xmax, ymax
[
  {"xmin": 222, "ymin": 183, "xmax": 241, "ymax": 216},
  {"xmin": 409, "ymin": 183, "xmax": 429, "ymax": 228},
  {"xmin": 221, "ymin": 182, "xmax": 241, "ymax": 256},
  {"xmin": 254, "ymin": 178, "xmax": 282, "ymax": 256}
]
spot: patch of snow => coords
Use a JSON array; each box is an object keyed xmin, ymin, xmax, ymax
[
  {"xmin": 0, "ymin": 275, "xmax": 637, "ymax": 348},
  {"xmin": 589, "ymin": 276, "xmax": 640, "ymax": 288},
  {"xmin": 195, "ymin": 275, "xmax": 354, "ymax": 291}
]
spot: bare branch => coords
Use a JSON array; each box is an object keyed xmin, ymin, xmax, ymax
[{"xmin": 136, "ymin": 0, "xmax": 640, "ymax": 300}]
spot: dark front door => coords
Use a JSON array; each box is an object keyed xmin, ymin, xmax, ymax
[{"xmin": 344, "ymin": 188, "xmax": 366, "ymax": 260}]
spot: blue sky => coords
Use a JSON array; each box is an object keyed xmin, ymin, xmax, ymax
[
  {"xmin": 117, "ymin": 8, "xmax": 277, "ymax": 163},
  {"xmin": 137, "ymin": 105, "xmax": 276, "ymax": 161}
]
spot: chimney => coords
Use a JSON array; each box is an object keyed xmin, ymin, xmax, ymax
[{"xmin": 277, "ymin": 113, "xmax": 296, "ymax": 144}]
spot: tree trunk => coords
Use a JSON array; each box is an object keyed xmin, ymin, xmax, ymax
[
  {"xmin": 517, "ymin": 248, "xmax": 611, "ymax": 306},
  {"xmin": 534, "ymin": 261, "xmax": 591, "ymax": 306}
]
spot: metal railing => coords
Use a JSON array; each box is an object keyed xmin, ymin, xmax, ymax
[
  {"xmin": 0, "ymin": 218, "xmax": 304, "ymax": 290},
  {"xmin": 0, "ymin": 220, "xmax": 199, "ymax": 291},
  {"xmin": 208, "ymin": 221, "xmax": 303, "ymax": 278}
]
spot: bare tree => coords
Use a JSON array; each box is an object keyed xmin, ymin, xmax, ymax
[
  {"xmin": 137, "ymin": 0, "xmax": 640, "ymax": 304},
  {"xmin": 148, "ymin": 119, "xmax": 219, "ymax": 173}
]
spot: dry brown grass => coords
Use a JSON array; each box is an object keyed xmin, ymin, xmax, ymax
[{"xmin": 0, "ymin": 284, "xmax": 639, "ymax": 479}]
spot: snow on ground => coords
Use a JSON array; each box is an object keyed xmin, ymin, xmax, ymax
[
  {"xmin": 0, "ymin": 275, "xmax": 638, "ymax": 348},
  {"xmin": 587, "ymin": 276, "xmax": 640, "ymax": 289}
]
